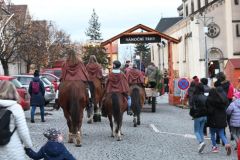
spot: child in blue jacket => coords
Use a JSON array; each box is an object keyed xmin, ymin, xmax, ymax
[{"xmin": 25, "ymin": 128, "xmax": 76, "ymax": 160}]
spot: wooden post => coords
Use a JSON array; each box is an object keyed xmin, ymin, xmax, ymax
[
  {"xmin": 168, "ymin": 41, "xmax": 174, "ymax": 105},
  {"xmin": 110, "ymin": 42, "xmax": 113, "ymax": 64}
]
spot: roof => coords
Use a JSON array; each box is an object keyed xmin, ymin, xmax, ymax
[
  {"xmin": 155, "ymin": 17, "xmax": 183, "ymax": 32},
  {"xmin": 101, "ymin": 24, "xmax": 179, "ymax": 46},
  {"xmin": 227, "ymin": 59, "xmax": 240, "ymax": 69}
]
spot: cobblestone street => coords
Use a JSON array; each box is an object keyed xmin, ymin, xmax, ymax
[{"xmin": 26, "ymin": 95, "xmax": 237, "ymax": 160}]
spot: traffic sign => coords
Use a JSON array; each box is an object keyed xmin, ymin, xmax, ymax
[{"xmin": 178, "ymin": 78, "xmax": 189, "ymax": 90}]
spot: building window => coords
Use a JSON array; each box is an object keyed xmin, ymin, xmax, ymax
[
  {"xmin": 205, "ymin": 0, "xmax": 208, "ymax": 5},
  {"xmin": 237, "ymin": 24, "xmax": 240, "ymax": 37},
  {"xmin": 235, "ymin": 0, "xmax": 239, "ymax": 5},
  {"xmin": 198, "ymin": 0, "xmax": 201, "ymax": 9},
  {"xmin": 186, "ymin": 5, "xmax": 189, "ymax": 16},
  {"xmin": 191, "ymin": 0, "xmax": 194, "ymax": 13}
]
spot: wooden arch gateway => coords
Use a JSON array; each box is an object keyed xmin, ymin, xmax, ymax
[{"xmin": 101, "ymin": 24, "xmax": 179, "ymax": 104}]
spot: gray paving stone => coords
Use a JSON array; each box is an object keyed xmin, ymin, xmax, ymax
[{"xmin": 25, "ymin": 94, "xmax": 237, "ymax": 160}]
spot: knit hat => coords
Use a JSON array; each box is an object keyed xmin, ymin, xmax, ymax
[
  {"xmin": 33, "ymin": 70, "xmax": 40, "ymax": 77},
  {"xmin": 43, "ymin": 128, "xmax": 61, "ymax": 141}
]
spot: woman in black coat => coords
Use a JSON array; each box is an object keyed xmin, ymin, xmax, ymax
[
  {"xmin": 189, "ymin": 83, "xmax": 208, "ymax": 153},
  {"xmin": 206, "ymin": 87, "xmax": 231, "ymax": 155}
]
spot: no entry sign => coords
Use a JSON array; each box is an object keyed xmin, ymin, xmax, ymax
[{"xmin": 178, "ymin": 78, "xmax": 189, "ymax": 90}]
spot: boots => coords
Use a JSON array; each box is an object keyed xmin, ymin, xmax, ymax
[{"xmin": 225, "ymin": 144, "xmax": 231, "ymax": 156}]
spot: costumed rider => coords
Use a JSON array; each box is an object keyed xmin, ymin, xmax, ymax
[
  {"xmin": 106, "ymin": 60, "xmax": 132, "ymax": 115},
  {"xmin": 126, "ymin": 63, "xmax": 145, "ymax": 87},
  {"xmin": 60, "ymin": 49, "xmax": 91, "ymax": 102}
]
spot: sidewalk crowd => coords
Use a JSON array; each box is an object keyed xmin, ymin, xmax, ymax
[{"xmin": 186, "ymin": 72, "xmax": 240, "ymax": 158}]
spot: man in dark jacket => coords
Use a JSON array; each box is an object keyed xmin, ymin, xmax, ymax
[
  {"xmin": 29, "ymin": 70, "xmax": 45, "ymax": 123},
  {"xmin": 200, "ymin": 78, "xmax": 210, "ymax": 136}
]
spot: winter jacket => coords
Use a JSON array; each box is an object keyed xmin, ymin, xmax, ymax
[
  {"xmin": 203, "ymin": 85, "xmax": 210, "ymax": 96},
  {"xmin": 206, "ymin": 88, "xmax": 229, "ymax": 128},
  {"xmin": 25, "ymin": 141, "xmax": 76, "ymax": 160},
  {"xmin": 0, "ymin": 100, "xmax": 32, "ymax": 160},
  {"xmin": 186, "ymin": 86, "xmax": 195, "ymax": 107},
  {"xmin": 29, "ymin": 77, "xmax": 45, "ymax": 106},
  {"xmin": 190, "ymin": 93, "xmax": 207, "ymax": 118},
  {"xmin": 226, "ymin": 99, "xmax": 240, "ymax": 127}
]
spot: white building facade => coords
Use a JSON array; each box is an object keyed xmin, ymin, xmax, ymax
[{"xmin": 152, "ymin": 0, "xmax": 240, "ymax": 79}]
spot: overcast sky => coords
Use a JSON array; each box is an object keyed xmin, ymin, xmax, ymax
[
  {"xmin": 11, "ymin": 0, "xmax": 182, "ymax": 42},
  {"xmin": 10, "ymin": 0, "xmax": 182, "ymax": 62}
]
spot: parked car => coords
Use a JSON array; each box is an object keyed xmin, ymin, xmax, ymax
[
  {"xmin": 13, "ymin": 75, "xmax": 56, "ymax": 104},
  {"xmin": 42, "ymin": 68, "xmax": 62, "ymax": 78},
  {"xmin": 40, "ymin": 73, "xmax": 60, "ymax": 91},
  {"xmin": 0, "ymin": 76, "xmax": 30, "ymax": 111}
]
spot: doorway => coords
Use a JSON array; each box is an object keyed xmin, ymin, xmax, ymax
[{"xmin": 208, "ymin": 60, "xmax": 220, "ymax": 78}]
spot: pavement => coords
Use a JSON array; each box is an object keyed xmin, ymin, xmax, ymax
[{"xmin": 25, "ymin": 94, "xmax": 238, "ymax": 160}]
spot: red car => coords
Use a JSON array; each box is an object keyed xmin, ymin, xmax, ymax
[
  {"xmin": 0, "ymin": 76, "xmax": 30, "ymax": 111},
  {"xmin": 42, "ymin": 68, "xmax": 62, "ymax": 78}
]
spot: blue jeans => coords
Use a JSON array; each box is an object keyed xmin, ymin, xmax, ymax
[
  {"xmin": 194, "ymin": 116, "xmax": 207, "ymax": 143},
  {"xmin": 210, "ymin": 128, "xmax": 228, "ymax": 147},
  {"xmin": 127, "ymin": 96, "xmax": 131, "ymax": 110},
  {"xmin": 31, "ymin": 106, "xmax": 44, "ymax": 121}
]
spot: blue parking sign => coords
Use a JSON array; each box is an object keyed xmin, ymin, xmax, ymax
[{"xmin": 178, "ymin": 78, "xmax": 189, "ymax": 90}]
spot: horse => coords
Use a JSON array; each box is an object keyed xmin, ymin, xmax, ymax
[
  {"xmin": 58, "ymin": 81, "xmax": 88, "ymax": 147},
  {"xmin": 102, "ymin": 92, "xmax": 127, "ymax": 141},
  {"xmin": 129, "ymin": 84, "xmax": 145, "ymax": 127},
  {"xmin": 86, "ymin": 77, "xmax": 104, "ymax": 123}
]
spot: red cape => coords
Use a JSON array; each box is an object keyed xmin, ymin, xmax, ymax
[
  {"xmin": 61, "ymin": 61, "xmax": 89, "ymax": 81},
  {"xmin": 106, "ymin": 73, "xmax": 129, "ymax": 93},
  {"xmin": 86, "ymin": 63, "xmax": 103, "ymax": 80},
  {"xmin": 126, "ymin": 68, "xmax": 144, "ymax": 85}
]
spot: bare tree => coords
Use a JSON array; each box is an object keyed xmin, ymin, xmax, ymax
[
  {"xmin": 17, "ymin": 20, "xmax": 49, "ymax": 72},
  {"xmin": 0, "ymin": 11, "xmax": 28, "ymax": 75},
  {"xmin": 46, "ymin": 22, "xmax": 71, "ymax": 67}
]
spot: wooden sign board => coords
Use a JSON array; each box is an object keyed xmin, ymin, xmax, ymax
[{"xmin": 120, "ymin": 34, "xmax": 161, "ymax": 44}]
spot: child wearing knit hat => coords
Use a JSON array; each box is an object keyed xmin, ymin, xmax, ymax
[{"xmin": 25, "ymin": 128, "xmax": 76, "ymax": 160}]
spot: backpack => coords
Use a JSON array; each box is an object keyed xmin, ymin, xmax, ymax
[
  {"xmin": 32, "ymin": 81, "xmax": 40, "ymax": 94},
  {"xmin": 0, "ymin": 108, "xmax": 16, "ymax": 145}
]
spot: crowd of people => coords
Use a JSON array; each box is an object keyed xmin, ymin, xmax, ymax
[
  {"xmin": 2, "ymin": 50, "xmax": 240, "ymax": 159},
  {"xmin": 187, "ymin": 72, "xmax": 240, "ymax": 157}
]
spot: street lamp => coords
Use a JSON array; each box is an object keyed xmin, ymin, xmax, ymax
[
  {"xmin": 161, "ymin": 41, "xmax": 166, "ymax": 70},
  {"xmin": 195, "ymin": 15, "xmax": 213, "ymax": 78}
]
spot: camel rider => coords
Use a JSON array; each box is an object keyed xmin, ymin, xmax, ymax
[
  {"xmin": 60, "ymin": 49, "xmax": 91, "ymax": 99},
  {"xmin": 86, "ymin": 55, "xmax": 104, "ymax": 97},
  {"xmin": 106, "ymin": 60, "xmax": 132, "ymax": 115},
  {"xmin": 126, "ymin": 63, "xmax": 145, "ymax": 87}
]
